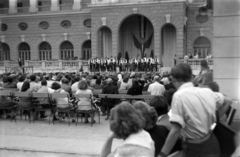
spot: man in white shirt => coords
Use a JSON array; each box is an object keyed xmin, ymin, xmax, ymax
[
  {"xmin": 71, "ymin": 77, "xmax": 80, "ymax": 92},
  {"xmin": 147, "ymin": 76, "xmax": 165, "ymax": 95}
]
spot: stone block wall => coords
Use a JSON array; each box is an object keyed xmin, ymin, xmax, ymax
[
  {"xmin": 90, "ymin": 1, "xmax": 187, "ymax": 60},
  {"xmin": 186, "ymin": 6, "xmax": 213, "ymax": 56},
  {"xmin": 0, "ymin": 12, "xmax": 91, "ymax": 61}
]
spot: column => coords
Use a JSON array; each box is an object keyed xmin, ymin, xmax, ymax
[
  {"xmin": 29, "ymin": 0, "xmax": 37, "ymax": 13},
  {"xmin": 73, "ymin": 0, "xmax": 81, "ymax": 10},
  {"xmin": 51, "ymin": 0, "xmax": 59, "ymax": 11},
  {"xmin": 9, "ymin": 0, "xmax": 17, "ymax": 14},
  {"xmin": 213, "ymin": 0, "xmax": 240, "ymax": 120}
]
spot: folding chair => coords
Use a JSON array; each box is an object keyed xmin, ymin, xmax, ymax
[
  {"xmin": 31, "ymin": 93, "xmax": 53, "ymax": 124},
  {"xmin": 13, "ymin": 91, "xmax": 33, "ymax": 123},
  {"xmin": 50, "ymin": 93, "xmax": 74, "ymax": 126},
  {"xmin": 0, "ymin": 90, "xmax": 17, "ymax": 122},
  {"xmin": 226, "ymin": 106, "xmax": 237, "ymax": 126},
  {"xmin": 74, "ymin": 94, "xmax": 100, "ymax": 126}
]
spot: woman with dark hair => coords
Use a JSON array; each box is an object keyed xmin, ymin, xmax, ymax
[
  {"xmin": 101, "ymin": 102, "xmax": 154, "ymax": 157},
  {"xmin": 19, "ymin": 81, "xmax": 34, "ymax": 109},
  {"xmin": 75, "ymin": 80, "xmax": 94, "ymax": 123},
  {"xmin": 133, "ymin": 101, "xmax": 169, "ymax": 157},
  {"xmin": 127, "ymin": 78, "xmax": 144, "ymax": 95},
  {"xmin": 92, "ymin": 78, "xmax": 103, "ymax": 89},
  {"xmin": 17, "ymin": 75, "xmax": 26, "ymax": 91}
]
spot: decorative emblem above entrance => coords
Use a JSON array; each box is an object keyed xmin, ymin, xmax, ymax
[
  {"xmin": 39, "ymin": 21, "xmax": 49, "ymax": 30},
  {"xmin": 19, "ymin": 22, "xmax": 28, "ymax": 31},
  {"xmin": 84, "ymin": 19, "xmax": 91, "ymax": 28},
  {"xmin": 1, "ymin": 23, "xmax": 8, "ymax": 31},
  {"xmin": 61, "ymin": 20, "xmax": 71, "ymax": 29}
]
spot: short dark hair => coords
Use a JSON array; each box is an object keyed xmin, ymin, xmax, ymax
[
  {"xmin": 30, "ymin": 75, "xmax": 36, "ymax": 82},
  {"xmin": 170, "ymin": 63, "xmax": 192, "ymax": 82},
  {"xmin": 7, "ymin": 76, "xmax": 13, "ymax": 83},
  {"xmin": 18, "ymin": 75, "xmax": 26, "ymax": 82},
  {"xmin": 41, "ymin": 79, "xmax": 47, "ymax": 86},
  {"xmin": 78, "ymin": 80, "xmax": 88, "ymax": 90},
  {"xmin": 149, "ymin": 96, "xmax": 169, "ymax": 116},
  {"xmin": 96, "ymin": 78, "xmax": 101, "ymax": 85},
  {"xmin": 110, "ymin": 102, "xmax": 142, "ymax": 139},
  {"xmin": 74, "ymin": 77, "xmax": 80, "ymax": 82},
  {"xmin": 62, "ymin": 78, "xmax": 69, "ymax": 84},
  {"xmin": 123, "ymin": 77, "xmax": 129, "ymax": 83},
  {"xmin": 51, "ymin": 82, "xmax": 61, "ymax": 90},
  {"xmin": 207, "ymin": 81, "xmax": 219, "ymax": 92},
  {"xmin": 93, "ymin": 75, "xmax": 97, "ymax": 79}
]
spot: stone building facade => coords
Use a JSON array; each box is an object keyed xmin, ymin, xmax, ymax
[{"xmin": 0, "ymin": 0, "xmax": 213, "ymax": 67}]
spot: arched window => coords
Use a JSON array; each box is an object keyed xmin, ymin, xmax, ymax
[
  {"xmin": 193, "ymin": 37, "xmax": 211, "ymax": 58},
  {"xmin": 0, "ymin": 43, "xmax": 10, "ymax": 61},
  {"xmin": 19, "ymin": 42, "xmax": 31, "ymax": 60},
  {"xmin": 39, "ymin": 42, "xmax": 52, "ymax": 60},
  {"xmin": 60, "ymin": 41, "xmax": 74, "ymax": 60},
  {"xmin": 82, "ymin": 40, "xmax": 91, "ymax": 60}
]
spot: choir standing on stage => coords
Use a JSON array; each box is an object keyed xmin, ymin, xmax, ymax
[{"xmin": 88, "ymin": 56, "xmax": 160, "ymax": 72}]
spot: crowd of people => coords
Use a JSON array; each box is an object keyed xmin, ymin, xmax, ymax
[
  {"xmin": 0, "ymin": 59, "xmax": 238, "ymax": 157},
  {"xmin": 88, "ymin": 56, "xmax": 160, "ymax": 72}
]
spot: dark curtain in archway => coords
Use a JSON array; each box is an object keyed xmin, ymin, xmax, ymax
[
  {"xmin": 98, "ymin": 27, "xmax": 112, "ymax": 57},
  {"xmin": 161, "ymin": 24, "xmax": 176, "ymax": 67},
  {"xmin": 119, "ymin": 15, "xmax": 154, "ymax": 58}
]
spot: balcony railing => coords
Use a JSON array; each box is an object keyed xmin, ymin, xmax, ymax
[
  {"xmin": 59, "ymin": 4, "xmax": 73, "ymax": 11},
  {"xmin": 0, "ymin": 8, "xmax": 9, "ymax": 14},
  {"xmin": 178, "ymin": 58, "xmax": 213, "ymax": 70},
  {"xmin": 37, "ymin": 5, "xmax": 51, "ymax": 12},
  {"xmin": 91, "ymin": 0, "xmax": 156, "ymax": 5},
  {"xmin": 16, "ymin": 7, "xmax": 29, "ymax": 14}
]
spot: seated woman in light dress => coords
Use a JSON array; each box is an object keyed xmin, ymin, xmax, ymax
[
  {"xmin": 101, "ymin": 102, "xmax": 155, "ymax": 157},
  {"xmin": 75, "ymin": 80, "xmax": 95, "ymax": 123}
]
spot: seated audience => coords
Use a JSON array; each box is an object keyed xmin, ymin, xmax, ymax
[
  {"xmin": 127, "ymin": 78, "xmax": 144, "ymax": 95},
  {"xmin": 3, "ymin": 76, "xmax": 17, "ymax": 88},
  {"xmin": 29, "ymin": 74, "xmax": 41, "ymax": 92},
  {"xmin": 101, "ymin": 102, "xmax": 155, "ymax": 157}
]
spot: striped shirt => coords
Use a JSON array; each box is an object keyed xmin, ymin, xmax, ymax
[{"xmin": 169, "ymin": 82, "xmax": 224, "ymax": 140}]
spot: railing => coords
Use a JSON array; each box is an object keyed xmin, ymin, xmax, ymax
[
  {"xmin": 0, "ymin": 8, "xmax": 9, "ymax": 14},
  {"xmin": 178, "ymin": 58, "xmax": 213, "ymax": 69},
  {"xmin": 45, "ymin": 60, "xmax": 60, "ymax": 68},
  {"xmin": 16, "ymin": 7, "xmax": 29, "ymax": 14},
  {"xmin": 27, "ymin": 60, "xmax": 42, "ymax": 67},
  {"xmin": 37, "ymin": 5, "xmax": 51, "ymax": 12},
  {"xmin": 91, "ymin": 0, "xmax": 156, "ymax": 5},
  {"xmin": 59, "ymin": 4, "xmax": 73, "ymax": 11},
  {"xmin": 62, "ymin": 60, "xmax": 79, "ymax": 68}
]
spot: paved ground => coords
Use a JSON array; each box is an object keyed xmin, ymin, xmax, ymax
[
  {"xmin": 0, "ymin": 116, "xmax": 122, "ymax": 157},
  {"xmin": 0, "ymin": 115, "xmax": 239, "ymax": 157}
]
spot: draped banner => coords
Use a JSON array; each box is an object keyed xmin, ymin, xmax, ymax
[
  {"xmin": 161, "ymin": 25, "xmax": 176, "ymax": 67},
  {"xmin": 119, "ymin": 15, "xmax": 154, "ymax": 58}
]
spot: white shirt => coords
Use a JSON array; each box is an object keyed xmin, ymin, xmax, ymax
[
  {"xmin": 71, "ymin": 81, "xmax": 79, "ymax": 92},
  {"xmin": 169, "ymin": 82, "xmax": 224, "ymax": 139},
  {"xmin": 17, "ymin": 82, "xmax": 24, "ymax": 91},
  {"xmin": 147, "ymin": 82, "xmax": 165, "ymax": 95}
]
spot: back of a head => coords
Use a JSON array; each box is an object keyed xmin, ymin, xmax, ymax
[
  {"xmin": 106, "ymin": 78, "xmax": 113, "ymax": 85},
  {"xmin": 74, "ymin": 77, "xmax": 80, "ymax": 82},
  {"xmin": 133, "ymin": 101, "xmax": 158, "ymax": 130},
  {"xmin": 41, "ymin": 79, "xmax": 47, "ymax": 86},
  {"xmin": 149, "ymin": 96, "xmax": 169, "ymax": 116},
  {"xmin": 200, "ymin": 59, "xmax": 209, "ymax": 69},
  {"xmin": 7, "ymin": 76, "xmax": 14, "ymax": 83},
  {"xmin": 18, "ymin": 75, "xmax": 26, "ymax": 82},
  {"xmin": 170, "ymin": 63, "xmax": 192, "ymax": 82},
  {"xmin": 30, "ymin": 74, "xmax": 36, "ymax": 82},
  {"xmin": 123, "ymin": 77, "xmax": 129, "ymax": 83},
  {"xmin": 207, "ymin": 81, "xmax": 219, "ymax": 92},
  {"xmin": 153, "ymin": 75, "xmax": 159, "ymax": 82},
  {"xmin": 78, "ymin": 80, "xmax": 88, "ymax": 90},
  {"xmin": 21, "ymin": 81, "xmax": 30, "ymax": 92},
  {"xmin": 110, "ymin": 102, "xmax": 142, "ymax": 139},
  {"xmin": 96, "ymin": 78, "xmax": 101, "ymax": 85},
  {"xmin": 51, "ymin": 82, "xmax": 61, "ymax": 90}
]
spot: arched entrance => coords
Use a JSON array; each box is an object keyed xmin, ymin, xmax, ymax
[
  {"xmin": 39, "ymin": 42, "xmax": 52, "ymax": 60},
  {"xmin": 98, "ymin": 27, "xmax": 112, "ymax": 57},
  {"xmin": 82, "ymin": 40, "xmax": 91, "ymax": 60},
  {"xmin": 0, "ymin": 43, "xmax": 10, "ymax": 60},
  {"xmin": 60, "ymin": 41, "xmax": 74, "ymax": 60},
  {"xmin": 19, "ymin": 42, "xmax": 31, "ymax": 60},
  {"xmin": 119, "ymin": 15, "xmax": 154, "ymax": 58},
  {"xmin": 193, "ymin": 37, "xmax": 211, "ymax": 58},
  {"xmin": 161, "ymin": 24, "xmax": 177, "ymax": 67}
]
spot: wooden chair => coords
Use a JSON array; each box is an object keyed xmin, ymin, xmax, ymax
[
  {"xmin": 226, "ymin": 106, "xmax": 237, "ymax": 126},
  {"xmin": 31, "ymin": 93, "xmax": 53, "ymax": 124},
  {"xmin": 50, "ymin": 93, "xmax": 74, "ymax": 126},
  {"xmin": 13, "ymin": 91, "xmax": 33, "ymax": 123},
  {"xmin": 0, "ymin": 90, "xmax": 17, "ymax": 122},
  {"xmin": 74, "ymin": 94, "xmax": 100, "ymax": 126}
]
